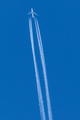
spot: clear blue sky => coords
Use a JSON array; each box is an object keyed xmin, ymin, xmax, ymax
[{"xmin": 0, "ymin": 0, "xmax": 80, "ymax": 120}]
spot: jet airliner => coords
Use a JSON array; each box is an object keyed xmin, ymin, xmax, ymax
[{"xmin": 28, "ymin": 8, "xmax": 38, "ymax": 18}]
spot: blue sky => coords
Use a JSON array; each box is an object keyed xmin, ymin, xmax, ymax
[{"xmin": 0, "ymin": 0, "xmax": 80, "ymax": 120}]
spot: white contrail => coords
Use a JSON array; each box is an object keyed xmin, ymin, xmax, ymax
[
  {"xmin": 34, "ymin": 18, "xmax": 53, "ymax": 120},
  {"xmin": 29, "ymin": 18, "xmax": 46, "ymax": 120}
]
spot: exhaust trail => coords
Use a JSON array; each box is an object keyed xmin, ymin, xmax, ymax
[
  {"xmin": 34, "ymin": 18, "xmax": 53, "ymax": 120},
  {"xmin": 29, "ymin": 18, "xmax": 46, "ymax": 120}
]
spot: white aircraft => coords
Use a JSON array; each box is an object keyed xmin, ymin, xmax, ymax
[{"xmin": 28, "ymin": 8, "xmax": 38, "ymax": 18}]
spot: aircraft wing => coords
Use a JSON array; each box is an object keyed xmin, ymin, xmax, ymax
[
  {"xmin": 28, "ymin": 12, "xmax": 32, "ymax": 15},
  {"xmin": 28, "ymin": 12, "xmax": 38, "ymax": 16},
  {"xmin": 33, "ymin": 12, "xmax": 38, "ymax": 16}
]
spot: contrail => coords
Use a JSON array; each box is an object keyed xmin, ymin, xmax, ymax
[
  {"xmin": 29, "ymin": 18, "xmax": 46, "ymax": 120},
  {"xmin": 34, "ymin": 18, "xmax": 53, "ymax": 120}
]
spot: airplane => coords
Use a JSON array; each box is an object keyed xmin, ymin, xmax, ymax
[{"xmin": 28, "ymin": 8, "xmax": 38, "ymax": 18}]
